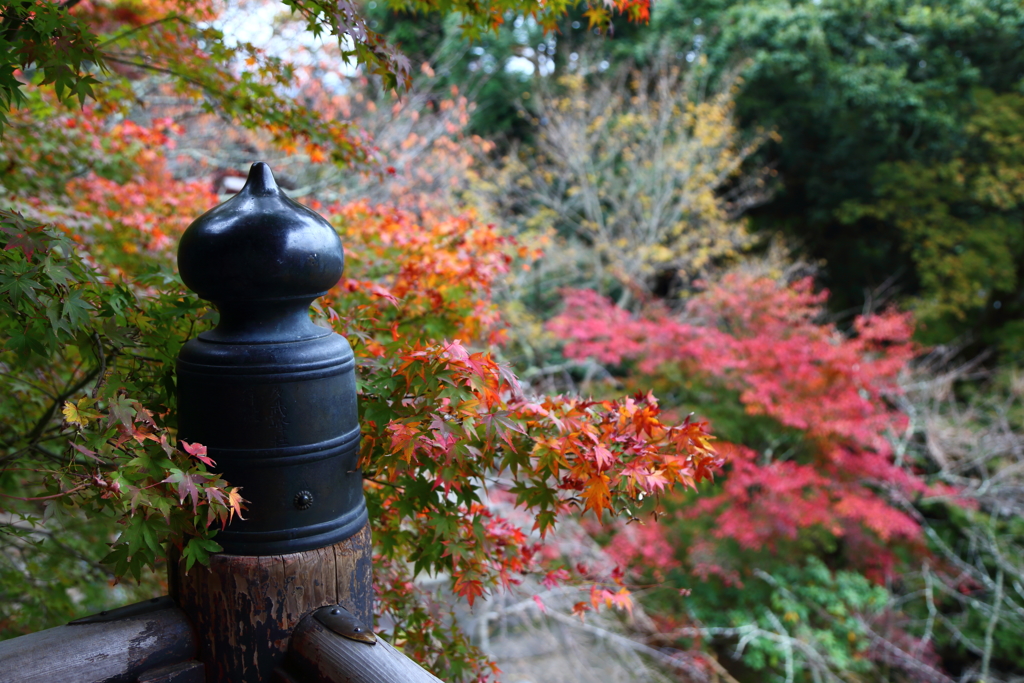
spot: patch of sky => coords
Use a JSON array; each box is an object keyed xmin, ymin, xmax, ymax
[{"xmin": 209, "ymin": 0, "xmax": 358, "ymax": 95}]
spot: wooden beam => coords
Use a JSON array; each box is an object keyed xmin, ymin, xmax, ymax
[
  {"xmin": 285, "ymin": 614, "xmax": 445, "ymax": 683},
  {"xmin": 0, "ymin": 603, "xmax": 195, "ymax": 683},
  {"xmin": 169, "ymin": 522, "xmax": 373, "ymax": 683}
]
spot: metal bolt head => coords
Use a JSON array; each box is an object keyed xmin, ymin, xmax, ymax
[{"xmin": 294, "ymin": 490, "xmax": 314, "ymax": 510}]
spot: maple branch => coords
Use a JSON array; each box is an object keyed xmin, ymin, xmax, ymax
[
  {"xmin": 30, "ymin": 441, "xmax": 68, "ymax": 465},
  {"xmin": 0, "ymin": 434, "xmax": 68, "ymax": 468},
  {"xmin": 101, "ymin": 54, "xmax": 208, "ymax": 90},
  {"xmin": 0, "ymin": 370, "xmax": 58, "ymax": 401},
  {"xmin": 896, "ymin": 495, "xmax": 1024, "ymax": 624},
  {"xmin": 754, "ymin": 569, "xmax": 956, "ymax": 683},
  {"xmin": 91, "ymin": 332, "xmax": 106, "ymax": 399},
  {"xmin": 122, "ymin": 353, "xmax": 168, "ymax": 364},
  {"xmin": 96, "ymin": 14, "xmax": 188, "ymax": 48},
  {"xmin": 917, "ymin": 562, "xmax": 937, "ymax": 656},
  {"xmin": 935, "ymin": 611, "xmax": 985, "ymax": 656},
  {"xmin": 981, "ymin": 567, "xmax": 1004, "ymax": 682},
  {"xmin": 0, "ymin": 484, "xmax": 87, "ymax": 501},
  {"xmin": 362, "ymin": 475, "xmax": 405, "ymax": 491},
  {"xmin": 1, "ymin": 520, "xmax": 110, "ymax": 577}
]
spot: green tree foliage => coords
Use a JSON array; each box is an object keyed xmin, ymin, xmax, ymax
[
  {"xmin": 370, "ymin": 0, "xmax": 1024, "ymax": 350},
  {"xmin": 364, "ymin": 5, "xmax": 546, "ymax": 140},
  {"xmin": 364, "ymin": 0, "xmax": 662, "ymax": 141},
  {"xmin": 840, "ymin": 89, "xmax": 1024, "ymax": 347},
  {"xmin": 618, "ymin": 0, "xmax": 1024, "ymax": 347}
]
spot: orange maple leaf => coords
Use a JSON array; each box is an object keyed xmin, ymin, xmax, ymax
[
  {"xmin": 581, "ymin": 473, "xmax": 612, "ymax": 519},
  {"xmin": 453, "ymin": 575, "xmax": 485, "ymax": 606},
  {"xmin": 227, "ymin": 487, "xmax": 247, "ymax": 522}
]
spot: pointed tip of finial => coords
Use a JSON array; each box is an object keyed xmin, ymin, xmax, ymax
[{"xmin": 243, "ymin": 161, "xmax": 279, "ymax": 196}]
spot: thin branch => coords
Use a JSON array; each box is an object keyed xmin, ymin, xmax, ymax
[
  {"xmin": 96, "ymin": 14, "xmax": 188, "ymax": 48},
  {"xmin": 981, "ymin": 568, "xmax": 1004, "ymax": 681},
  {"xmin": 91, "ymin": 332, "xmax": 106, "ymax": 399}
]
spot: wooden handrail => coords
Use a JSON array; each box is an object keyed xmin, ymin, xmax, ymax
[
  {"xmin": 0, "ymin": 600, "xmax": 197, "ymax": 683},
  {"xmin": 281, "ymin": 613, "xmax": 445, "ymax": 683}
]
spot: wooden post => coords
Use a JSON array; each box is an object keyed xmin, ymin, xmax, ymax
[
  {"xmin": 171, "ymin": 162, "xmax": 372, "ymax": 683},
  {"xmin": 170, "ymin": 523, "xmax": 372, "ymax": 683}
]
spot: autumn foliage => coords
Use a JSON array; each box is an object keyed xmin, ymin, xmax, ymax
[
  {"xmin": 320, "ymin": 201, "xmax": 720, "ymax": 660},
  {"xmin": 551, "ymin": 275, "xmax": 958, "ymax": 578},
  {"xmin": 10, "ymin": 1, "xmax": 1017, "ymax": 682},
  {"xmin": 0, "ymin": 50, "xmax": 716, "ymax": 681}
]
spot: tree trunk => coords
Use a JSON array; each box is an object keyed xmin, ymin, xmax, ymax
[{"xmin": 169, "ymin": 522, "xmax": 372, "ymax": 683}]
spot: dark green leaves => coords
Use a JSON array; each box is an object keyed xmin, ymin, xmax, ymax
[{"xmin": 0, "ymin": 1, "xmax": 105, "ymax": 135}]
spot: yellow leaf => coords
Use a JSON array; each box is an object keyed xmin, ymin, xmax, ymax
[
  {"xmin": 582, "ymin": 7, "xmax": 609, "ymax": 30},
  {"xmin": 62, "ymin": 400, "xmax": 84, "ymax": 426},
  {"xmin": 62, "ymin": 397, "xmax": 98, "ymax": 427},
  {"xmin": 227, "ymin": 487, "xmax": 247, "ymax": 522}
]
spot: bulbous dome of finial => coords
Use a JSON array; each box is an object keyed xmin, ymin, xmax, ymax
[{"xmin": 178, "ymin": 162, "xmax": 344, "ymax": 303}]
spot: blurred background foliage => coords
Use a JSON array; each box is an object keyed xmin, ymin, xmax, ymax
[
  {"xmin": 366, "ymin": 0, "xmax": 1024, "ymax": 680},
  {"xmin": 376, "ymin": 0, "xmax": 1024, "ymax": 348}
]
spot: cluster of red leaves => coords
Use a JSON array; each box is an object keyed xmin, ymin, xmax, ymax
[
  {"xmin": 64, "ymin": 118, "xmax": 218, "ymax": 265},
  {"xmin": 71, "ymin": 0, "xmax": 218, "ymax": 31},
  {"xmin": 3, "ymin": 94, "xmax": 218, "ymax": 269},
  {"xmin": 550, "ymin": 273, "xmax": 958, "ymax": 579},
  {"xmin": 327, "ymin": 202, "xmax": 516, "ymax": 346},
  {"xmin": 331, "ymin": 202, "xmax": 720, "ymax": 585},
  {"xmin": 604, "ymin": 518, "xmax": 681, "ymax": 576},
  {"xmin": 606, "ymin": 0, "xmax": 651, "ymax": 23}
]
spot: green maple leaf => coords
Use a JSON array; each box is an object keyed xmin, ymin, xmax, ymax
[
  {"xmin": 107, "ymin": 395, "xmax": 136, "ymax": 430},
  {"xmin": 62, "ymin": 288, "xmax": 93, "ymax": 328}
]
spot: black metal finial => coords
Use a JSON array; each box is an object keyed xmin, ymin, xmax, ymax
[
  {"xmin": 175, "ymin": 162, "xmax": 366, "ymax": 556},
  {"xmin": 243, "ymin": 161, "xmax": 279, "ymax": 196},
  {"xmin": 177, "ymin": 162, "xmax": 345, "ymax": 343}
]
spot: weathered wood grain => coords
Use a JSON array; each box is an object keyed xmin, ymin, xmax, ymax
[
  {"xmin": 170, "ymin": 521, "xmax": 372, "ymax": 683},
  {"xmin": 137, "ymin": 661, "xmax": 205, "ymax": 683},
  {"xmin": 286, "ymin": 615, "xmax": 446, "ymax": 683},
  {"xmin": 0, "ymin": 605, "xmax": 195, "ymax": 683}
]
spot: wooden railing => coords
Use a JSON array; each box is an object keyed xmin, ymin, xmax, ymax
[{"xmin": 0, "ymin": 597, "xmax": 446, "ymax": 683}]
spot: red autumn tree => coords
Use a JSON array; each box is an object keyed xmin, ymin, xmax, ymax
[{"xmin": 550, "ymin": 274, "xmax": 958, "ymax": 579}]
